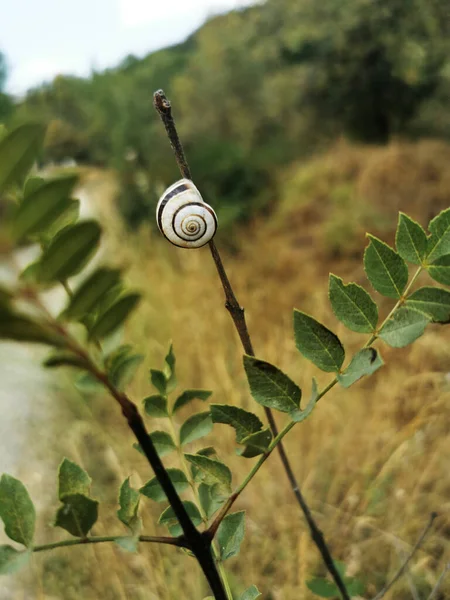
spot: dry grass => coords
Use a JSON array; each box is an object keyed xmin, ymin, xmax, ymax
[{"xmin": 21, "ymin": 141, "xmax": 450, "ymax": 599}]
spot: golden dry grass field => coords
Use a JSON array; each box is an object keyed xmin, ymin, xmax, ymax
[{"xmin": 8, "ymin": 140, "xmax": 450, "ymax": 599}]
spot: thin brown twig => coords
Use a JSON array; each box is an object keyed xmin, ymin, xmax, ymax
[
  {"xmin": 153, "ymin": 88, "xmax": 351, "ymax": 600},
  {"xmin": 372, "ymin": 512, "xmax": 438, "ymax": 600}
]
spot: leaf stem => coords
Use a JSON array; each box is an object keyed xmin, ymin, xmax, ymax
[
  {"xmin": 154, "ymin": 88, "xmax": 351, "ymax": 600},
  {"xmin": 33, "ymin": 534, "xmax": 184, "ymax": 553}
]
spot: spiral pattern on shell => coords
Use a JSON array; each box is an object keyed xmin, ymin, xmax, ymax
[{"xmin": 156, "ymin": 179, "xmax": 218, "ymax": 248}]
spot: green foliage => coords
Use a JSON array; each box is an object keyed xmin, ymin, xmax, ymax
[
  {"xmin": 329, "ymin": 275, "xmax": 378, "ymax": 333},
  {"xmin": 395, "ymin": 213, "xmax": 428, "ymax": 265},
  {"xmin": 427, "ymin": 208, "xmax": 450, "ymax": 262},
  {"xmin": 117, "ymin": 477, "xmax": 140, "ymax": 530},
  {"xmin": 184, "ymin": 454, "xmax": 232, "ymax": 491},
  {"xmin": 0, "ymin": 475, "xmax": 35, "ymax": 548},
  {"xmin": 12, "ymin": 174, "xmax": 78, "ymax": 240},
  {"xmin": 217, "ymin": 511, "xmax": 245, "ymax": 561},
  {"xmin": 149, "ymin": 431, "xmax": 176, "ymax": 457},
  {"xmin": 406, "ymin": 286, "xmax": 450, "ymax": 322},
  {"xmin": 379, "ymin": 307, "xmax": 430, "ymax": 348},
  {"xmin": 210, "ymin": 405, "xmax": 263, "ymax": 442},
  {"xmin": 64, "ymin": 268, "xmax": 122, "ymax": 320},
  {"xmin": 0, "ymin": 311, "xmax": 65, "ymax": 347},
  {"xmin": 427, "ymin": 255, "xmax": 450, "ymax": 285},
  {"xmin": 173, "ymin": 390, "xmax": 212, "ymax": 413},
  {"xmin": 337, "ymin": 349, "xmax": 383, "ymax": 388},
  {"xmin": 88, "ymin": 292, "xmax": 141, "ymax": 339},
  {"xmin": 58, "ymin": 458, "xmax": 91, "ymax": 498},
  {"xmin": 158, "ymin": 501, "xmax": 202, "ymax": 536},
  {"xmin": 143, "ymin": 395, "xmax": 169, "ymax": 418},
  {"xmin": 0, "ymin": 546, "xmax": 30, "ymax": 576},
  {"xmin": 179, "ymin": 411, "xmax": 213, "ymax": 446},
  {"xmin": 243, "ymin": 355, "xmax": 301, "ymax": 415},
  {"xmin": 364, "ymin": 235, "xmax": 408, "ymax": 298},
  {"xmin": 307, "ymin": 561, "xmax": 365, "ymax": 598},
  {"xmin": 54, "ymin": 494, "xmax": 99, "ymax": 538},
  {"xmin": 0, "ymin": 123, "xmax": 45, "ymax": 192},
  {"xmin": 238, "ymin": 585, "xmax": 261, "ymax": 600},
  {"xmin": 140, "ymin": 469, "xmax": 189, "ymax": 502},
  {"xmin": 37, "ymin": 221, "xmax": 101, "ymax": 282},
  {"xmin": 55, "ymin": 459, "xmax": 98, "ymax": 538},
  {"xmin": 293, "ymin": 311, "xmax": 345, "ymax": 373}
]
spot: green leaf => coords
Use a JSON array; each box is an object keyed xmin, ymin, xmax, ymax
[
  {"xmin": 158, "ymin": 501, "xmax": 202, "ymax": 537},
  {"xmin": 290, "ymin": 378, "xmax": 319, "ymax": 423},
  {"xmin": 164, "ymin": 344, "xmax": 177, "ymax": 393},
  {"xmin": 149, "ymin": 369, "xmax": 167, "ymax": 395},
  {"xmin": 427, "ymin": 255, "xmax": 450, "ymax": 286},
  {"xmin": 238, "ymin": 585, "xmax": 261, "ymax": 600},
  {"xmin": 406, "ymin": 286, "xmax": 450, "ymax": 323},
  {"xmin": 364, "ymin": 235, "xmax": 408, "ymax": 298},
  {"xmin": 58, "ymin": 458, "xmax": 91, "ymax": 500},
  {"xmin": 293, "ymin": 310, "xmax": 345, "ymax": 373},
  {"xmin": 117, "ymin": 478, "xmax": 140, "ymax": 529},
  {"xmin": 379, "ymin": 307, "xmax": 430, "ymax": 348},
  {"xmin": 427, "ymin": 208, "xmax": 450, "ymax": 262},
  {"xmin": 198, "ymin": 483, "xmax": 227, "ymax": 519},
  {"xmin": 13, "ymin": 174, "xmax": 78, "ymax": 240},
  {"xmin": 173, "ymin": 390, "xmax": 212, "ymax": 413},
  {"xmin": 210, "ymin": 404, "xmax": 263, "ymax": 443},
  {"xmin": 75, "ymin": 372, "xmax": 104, "ymax": 394},
  {"xmin": 44, "ymin": 350, "xmax": 89, "ymax": 370},
  {"xmin": 88, "ymin": 293, "xmax": 141, "ymax": 339},
  {"xmin": 179, "ymin": 411, "xmax": 213, "ymax": 446},
  {"xmin": 37, "ymin": 221, "xmax": 101, "ymax": 282},
  {"xmin": 0, "ymin": 546, "xmax": 30, "ymax": 575},
  {"xmin": 0, "ymin": 311, "xmax": 65, "ymax": 347},
  {"xmin": 149, "ymin": 431, "xmax": 176, "ymax": 457},
  {"xmin": 337, "ymin": 348, "xmax": 383, "ymax": 388},
  {"xmin": 140, "ymin": 469, "xmax": 189, "ymax": 502},
  {"xmin": 108, "ymin": 353, "xmax": 144, "ymax": 390},
  {"xmin": 54, "ymin": 494, "xmax": 98, "ymax": 538},
  {"xmin": 328, "ymin": 275, "xmax": 378, "ymax": 333},
  {"xmin": 23, "ymin": 175, "xmax": 45, "ymax": 196},
  {"xmin": 184, "ymin": 454, "xmax": 232, "ymax": 490},
  {"xmin": 64, "ymin": 268, "xmax": 122, "ymax": 320},
  {"xmin": 238, "ymin": 428, "xmax": 272, "ymax": 458},
  {"xmin": 0, "ymin": 123, "xmax": 45, "ymax": 192},
  {"xmin": 42, "ymin": 198, "xmax": 80, "ymax": 241},
  {"xmin": 0, "ymin": 475, "xmax": 35, "ymax": 548},
  {"xmin": 243, "ymin": 355, "xmax": 301, "ymax": 414},
  {"xmin": 306, "ymin": 578, "xmax": 339, "ymax": 598},
  {"xmin": 143, "ymin": 395, "xmax": 168, "ymax": 418},
  {"xmin": 217, "ymin": 511, "xmax": 245, "ymax": 561},
  {"xmin": 395, "ymin": 213, "xmax": 428, "ymax": 265}
]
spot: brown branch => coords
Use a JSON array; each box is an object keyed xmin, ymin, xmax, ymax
[
  {"xmin": 28, "ymin": 291, "xmax": 227, "ymax": 600},
  {"xmin": 372, "ymin": 512, "xmax": 438, "ymax": 600},
  {"xmin": 153, "ymin": 88, "xmax": 351, "ymax": 600}
]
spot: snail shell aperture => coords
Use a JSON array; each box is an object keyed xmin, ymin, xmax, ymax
[{"xmin": 156, "ymin": 178, "xmax": 218, "ymax": 248}]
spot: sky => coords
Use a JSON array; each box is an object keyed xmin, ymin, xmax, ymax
[{"xmin": 0, "ymin": 0, "xmax": 256, "ymax": 95}]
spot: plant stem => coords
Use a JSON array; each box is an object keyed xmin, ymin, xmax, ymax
[
  {"xmin": 33, "ymin": 534, "xmax": 183, "ymax": 553},
  {"xmin": 208, "ymin": 265, "xmax": 426, "ymax": 531},
  {"xmin": 169, "ymin": 414, "xmax": 234, "ymax": 600},
  {"xmin": 154, "ymin": 88, "xmax": 350, "ymax": 600},
  {"xmin": 28, "ymin": 291, "xmax": 227, "ymax": 600}
]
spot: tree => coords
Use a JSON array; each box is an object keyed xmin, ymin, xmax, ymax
[{"xmin": 279, "ymin": 0, "xmax": 450, "ymax": 142}]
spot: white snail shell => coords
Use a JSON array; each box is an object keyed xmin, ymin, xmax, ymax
[{"xmin": 156, "ymin": 178, "xmax": 218, "ymax": 248}]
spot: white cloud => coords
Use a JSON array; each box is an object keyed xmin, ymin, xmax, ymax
[{"xmin": 118, "ymin": 0, "xmax": 255, "ymax": 28}]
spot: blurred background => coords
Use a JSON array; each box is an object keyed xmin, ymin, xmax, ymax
[{"xmin": 0, "ymin": 0, "xmax": 449, "ymax": 598}]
